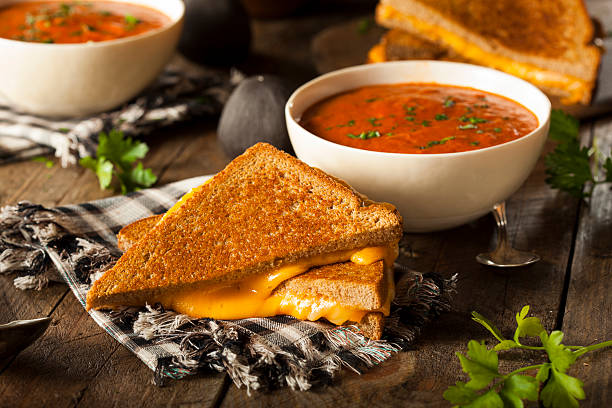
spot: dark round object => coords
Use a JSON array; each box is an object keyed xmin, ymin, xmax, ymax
[
  {"xmin": 218, "ymin": 75, "xmax": 294, "ymax": 158},
  {"xmin": 179, "ymin": 0, "xmax": 251, "ymax": 66}
]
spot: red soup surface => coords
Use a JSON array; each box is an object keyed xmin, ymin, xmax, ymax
[
  {"xmin": 300, "ymin": 83, "xmax": 539, "ymax": 154},
  {"xmin": 0, "ymin": 1, "xmax": 170, "ymax": 44}
]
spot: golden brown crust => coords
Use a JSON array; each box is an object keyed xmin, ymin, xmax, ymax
[
  {"xmin": 116, "ymin": 215, "xmax": 161, "ymax": 252},
  {"xmin": 87, "ymin": 143, "xmax": 402, "ymax": 310},
  {"xmin": 356, "ymin": 312, "xmax": 384, "ymax": 340},
  {"xmin": 274, "ymin": 261, "xmax": 386, "ymax": 310}
]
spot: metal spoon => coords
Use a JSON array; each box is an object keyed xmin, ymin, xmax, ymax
[
  {"xmin": 0, "ymin": 317, "xmax": 52, "ymax": 360},
  {"xmin": 476, "ymin": 202, "xmax": 540, "ymax": 267}
]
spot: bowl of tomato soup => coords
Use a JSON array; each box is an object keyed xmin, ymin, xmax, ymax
[
  {"xmin": 286, "ymin": 61, "xmax": 551, "ymax": 232},
  {"xmin": 0, "ymin": 0, "xmax": 183, "ymax": 117}
]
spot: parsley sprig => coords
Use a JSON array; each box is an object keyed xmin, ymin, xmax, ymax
[
  {"xmin": 444, "ymin": 305, "xmax": 612, "ymax": 408},
  {"xmin": 79, "ymin": 130, "xmax": 157, "ymax": 194},
  {"xmin": 545, "ymin": 110, "xmax": 612, "ymax": 198}
]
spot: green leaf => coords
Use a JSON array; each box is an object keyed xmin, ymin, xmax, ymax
[
  {"xmin": 536, "ymin": 364, "xmax": 550, "ymax": 383},
  {"xmin": 503, "ymin": 375, "xmax": 538, "ymax": 401},
  {"xmin": 116, "ymin": 162, "xmax": 157, "ymax": 194},
  {"xmin": 79, "ymin": 156, "xmax": 113, "ymax": 190},
  {"xmin": 464, "ymin": 389, "xmax": 504, "ymax": 408},
  {"xmin": 457, "ymin": 340, "xmax": 500, "ymax": 390},
  {"xmin": 514, "ymin": 305, "xmax": 545, "ymax": 342},
  {"xmin": 549, "ymin": 109, "xmax": 580, "ymax": 144},
  {"xmin": 493, "ymin": 340, "xmax": 518, "ymax": 351},
  {"xmin": 541, "ymin": 331, "xmax": 577, "ymax": 373},
  {"xmin": 540, "ymin": 369, "xmax": 585, "ymax": 408},
  {"xmin": 443, "ymin": 381, "xmax": 479, "ymax": 406},
  {"xmin": 471, "ymin": 311, "xmax": 505, "ymax": 342},
  {"xmin": 97, "ymin": 130, "xmax": 149, "ymax": 171},
  {"xmin": 545, "ymin": 140, "xmax": 593, "ymax": 198}
]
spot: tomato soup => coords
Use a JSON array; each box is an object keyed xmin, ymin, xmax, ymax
[
  {"xmin": 0, "ymin": 1, "xmax": 170, "ymax": 44},
  {"xmin": 300, "ymin": 83, "xmax": 538, "ymax": 154}
]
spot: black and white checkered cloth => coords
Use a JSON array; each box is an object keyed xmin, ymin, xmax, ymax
[
  {"xmin": 0, "ymin": 63, "xmax": 235, "ymax": 167},
  {"xmin": 0, "ymin": 176, "xmax": 455, "ymax": 392}
]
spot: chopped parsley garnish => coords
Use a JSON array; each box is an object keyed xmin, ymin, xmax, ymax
[
  {"xmin": 470, "ymin": 141, "xmax": 480, "ymax": 146},
  {"xmin": 435, "ymin": 114, "xmax": 448, "ymax": 121},
  {"xmin": 347, "ymin": 130, "xmax": 381, "ymax": 140},
  {"xmin": 386, "ymin": 132, "xmax": 394, "ymax": 136},
  {"xmin": 367, "ymin": 117, "xmax": 382, "ymax": 126},
  {"xmin": 365, "ymin": 97, "xmax": 380, "ymax": 103},
  {"xmin": 493, "ymin": 127, "xmax": 501, "ymax": 133},
  {"xmin": 474, "ymin": 103, "xmax": 489, "ymax": 109},
  {"xmin": 476, "ymin": 130, "xmax": 484, "ymax": 134},
  {"xmin": 421, "ymin": 120, "xmax": 431, "ymax": 127},
  {"xmin": 99, "ymin": 10, "xmax": 112, "ymax": 16},
  {"xmin": 459, "ymin": 124, "xmax": 478, "ymax": 130},
  {"xmin": 419, "ymin": 136, "xmax": 455, "ymax": 149},
  {"xmin": 124, "ymin": 14, "xmax": 140, "ymax": 29},
  {"xmin": 403, "ymin": 105, "xmax": 416, "ymax": 114},
  {"xmin": 443, "ymin": 97, "xmax": 455, "ymax": 108},
  {"xmin": 405, "ymin": 116, "xmax": 415, "ymax": 121},
  {"xmin": 469, "ymin": 117, "xmax": 488, "ymax": 124},
  {"xmin": 459, "ymin": 115, "xmax": 468, "ymax": 122}
]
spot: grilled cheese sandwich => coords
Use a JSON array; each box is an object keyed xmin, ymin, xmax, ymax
[
  {"xmin": 87, "ymin": 143, "xmax": 403, "ymax": 339},
  {"xmin": 374, "ymin": 0, "xmax": 602, "ymax": 105}
]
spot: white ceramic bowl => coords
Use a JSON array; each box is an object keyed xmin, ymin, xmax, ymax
[
  {"xmin": 0, "ymin": 0, "xmax": 184, "ymax": 118},
  {"xmin": 286, "ymin": 61, "xmax": 551, "ymax": 232}
]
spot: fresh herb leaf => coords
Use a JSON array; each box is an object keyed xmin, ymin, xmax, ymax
[
  {"xmin": 80, "ymin": 156, "xmax": 114, "ymax": 190},
  {"xmin": 405, "ymin": 116, "xmax": 415, "ymax": 121},
  {"xmin": 421, "ymin": 120, "xmax": 431, "ymax": 127},
  {"xmin": 444, "ymin": 306, "xmax": 611, "ymax": 408},
  {"xmin": 444, "ymin": 96, "xmax": 455, "ymax": 108},
  {"xmin": 457, "ymin": 340, "xmax": 500, "ymax": 390},
  {"xmin": 545, "ymin": 110, "xmax": 611, "ymax": 198},
  {"xmin": 79, "ymin": 130, "xmax": 157, "ymax": 194},
  {"xmin": 540, "ymin": 369, "xmax": 585, "ymax": 408},
  {"xmin": 545, "ymin": 140, "xmax": 592, "ymax": 198},
  {"xmin": 470, "ymin": 141, "xmax": 480, "ymax": 146},
  {"xmin": 365, "ymin": 97, "xmax": 380, "ymax": 103},
  {"xmin": 514, "ymin": 305, "xmax": 545, "ymax": 343},
  {"xmin": 459, "ymin": 124, "xmax": 478, "ymax": 130},
  {"xmin": 435, "ymin": 113, "xmax": 448, "ymax": 121},
  {"xmin": 347, "ymin": 130, "xmax": 381, "ymax": 140},
  {"xmin": 493, "ymin": 127, "xmax": 501, "ymax": 133},
  {"xmin": 549, "ymin": 110, "xmax": 580, "ymax": 144}
]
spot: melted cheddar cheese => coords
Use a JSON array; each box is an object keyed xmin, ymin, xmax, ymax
[
  {"xmin": 158, "ymin": 245, "xmax": 397, "ymax": 324},
  {"xmin": 379, "ymin": 5, "xmax": 590, "ymax": 104}
]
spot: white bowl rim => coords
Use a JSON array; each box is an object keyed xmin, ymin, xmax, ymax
[
  {"xmin": 0, "ymin": 0, "xmax": 184, "ymax": 49},
  {"xmin": 286, "ymin": 60, "xmax": 552, "ymax": 159}
]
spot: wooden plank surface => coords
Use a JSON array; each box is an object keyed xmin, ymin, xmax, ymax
[
  {"xmin": 1, "ymin": 1, "xmax": 611, "ymax": 406},
  {"xmin": 563, "ymin": 117, "xmax": 612, "ymax": 406}
]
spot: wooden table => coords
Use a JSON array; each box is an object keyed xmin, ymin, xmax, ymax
[{"xmin": 1, "ymin": 1, "xmax": 611, "ymax": 406}]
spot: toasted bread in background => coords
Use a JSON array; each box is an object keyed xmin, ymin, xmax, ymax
[
  {"xmin": 375, "ymin": 0, "xmax": 602, "ymax": 105},
  {"xmin": 115, "ymin": 216, "xmax": 390, "ymax": 340},
  {"xmin": 368, "ymin": 28, "xmax": 459, "ymax": 63},
  {"xmin": 87, "ymin": 143, "xmax": 402, "ymax": 336}
]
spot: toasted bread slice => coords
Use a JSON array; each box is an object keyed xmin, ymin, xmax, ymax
[
  {"xmin": 115, "ymin": 217, "xmax": 390, "ymax": 340},
  {"xmin": 87, "ymin": 143, "xmax": 402, "ymax": 327},
  {"xmin": 375, "ymin": 0, "xmax": 602, "ymax": 104},
  {"xmin": 367, "ymin": 28, "xmax": 458, "ymax": 63}
]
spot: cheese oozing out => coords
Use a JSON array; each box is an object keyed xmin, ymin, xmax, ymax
[
  {"xmin": 157, "ymin": 244, "xmax": 398, "ymax": 324},
  {"xmin": 379, "ymin": 5, "xmax": 590, "ymax": 104}
]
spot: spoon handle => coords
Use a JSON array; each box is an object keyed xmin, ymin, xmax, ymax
[{"xmin": 492, "ymin": 202, "xmax": 509, "ymax": 253}]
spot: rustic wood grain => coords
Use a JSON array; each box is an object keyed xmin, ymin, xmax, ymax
[{"xmin": 562, "ymin": 117, "xmax": 612, "ymax": 407}]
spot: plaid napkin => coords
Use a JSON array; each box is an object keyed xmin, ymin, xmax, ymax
[
  {"xmin": 0, "ymin": 177, "xmax": 455, "ymax": 392},
  {"xmin": 0, "ymin": 60, "xmax": 237, "ymax": 167}
]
